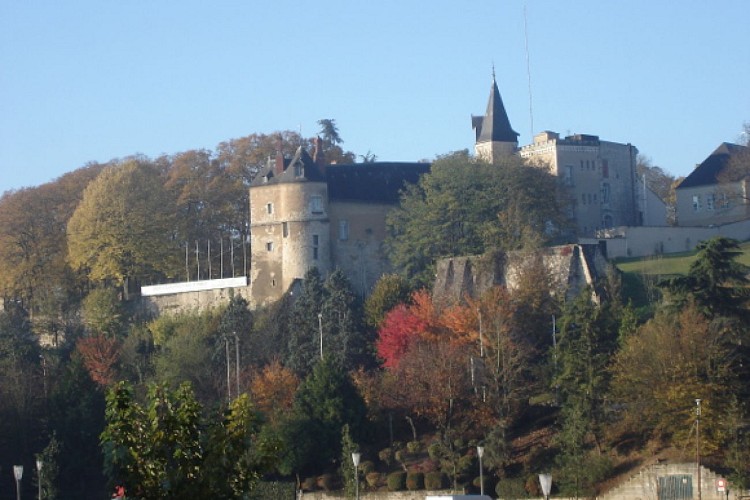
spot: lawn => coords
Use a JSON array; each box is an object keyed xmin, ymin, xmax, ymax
[{"xmin": 614, "ymin": 240, "xmax": 750, "ymax": 276}]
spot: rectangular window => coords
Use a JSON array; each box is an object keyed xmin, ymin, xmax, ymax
[
  {"xmin": 282, "ymin": 222, "xmax": 288, "ymax": 237},
  {"xmin": 564, "ymin": 165, "xmax": 574, "ymax": 186},
  {"xmin": 339, "ymin": 219, "xmax": 349, "ymax": 240},
  {"xmin": 312, "ymin": 234, "xmax": 319, "ymax": 260},
  {"xmin": 692, "ymin": 195, "xmax": 701, "ymax": 212},
  {"xmin": 706, "ymin": 194, "xmax": 715, "ymax": 210},
  {"xmin": 582, "ymin": 193, "xmax": 586, "ymax": 205},
  {"xmin": 580, "ymin": 160, "xmax": 584, "ymax": 170},
  {"xmin": 311, "ymin": 195, "xmax": 323, "ymax": 214},
  {"xmin": 266, "ymin": 241, "xmax": 273, "ymax": 252},
  {"xmin": 602, "ymin": 160, "xmax": 609, "ymax": 178},
  {"xmin": 266, "ymin": 203, "xmax": 273, "ymax": 214}
]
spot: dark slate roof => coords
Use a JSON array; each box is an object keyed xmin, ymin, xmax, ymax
[
  {"xmin": 473, "ymin": 77, "xmax": 519, "ymax": 143},
  {"xmin": 326, "ymin": 162, "xmax": 430, "ymax": 203},
  {"xmin": 677, "ymin": 142, "xmax": 749, "ymax": 189},
  {"xmin": 251, "ymin": 147, "xmax": 326, "ymax": 186}
]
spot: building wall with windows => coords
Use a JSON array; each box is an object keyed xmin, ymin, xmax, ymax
[
  {"xmin": 519, "ymin": 131, "xmax": 639, "ymax": 236},
  {"xmin": 675, "ymin": 143, "xmax": 750, "ymax": 227},
  {"xmin": 248, "ymin": 147, "xmax": 430, "ymax": 306}
]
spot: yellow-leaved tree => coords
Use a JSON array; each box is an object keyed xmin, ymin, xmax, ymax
[{"xmin": 67, "ymin": 160, "xmax": 179, "ymax": 297}]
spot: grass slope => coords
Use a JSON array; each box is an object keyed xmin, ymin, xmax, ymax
[{"xmin": 614, "ymin": 240, "xmax": 750, "ymax": 276}]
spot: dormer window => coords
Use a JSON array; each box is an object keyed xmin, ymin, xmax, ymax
[{"xmin": 294, "ymin": 163, "xmax": 302, "ymax": 177}]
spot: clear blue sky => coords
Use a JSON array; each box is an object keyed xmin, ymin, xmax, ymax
[{"xmin": 1, "ymin": 1, "xmax": 748, "ymax": 194}]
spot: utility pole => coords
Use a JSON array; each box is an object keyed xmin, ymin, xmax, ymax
[
  {"xmin": 696, "ymin": 398, "xmax": 702, "ymax": 500},
  {"xmin": 318, "ymin": 313, "xmax": 324, "ymax": 360},
  {"xmin": 234, "ymin": 332, "xmax": 241, "ymax": 398}
]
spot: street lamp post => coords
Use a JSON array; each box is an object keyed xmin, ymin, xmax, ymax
[
  {"xmin": 477, "ymin": 446, "xmax": 484, "ymax": 496},
  {"xmin": 351, "ymin": 452, "xmax": 361, "ymax": 500},
  {"xmin": 539, "ymin": 473, "xmax": 552, "ymax": 500},
  {"xmin": 13, "ymin": 465, "xmax": 23, "ymax": 500},
  {"xmin": 36, "ymin": 459, "xmax": 43, "ymax": 500}
]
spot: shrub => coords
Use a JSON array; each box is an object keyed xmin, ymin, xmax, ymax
[
  {"xmin": 427, "ymin": 442, "xmax": 442, "ymax": 461},
  {"xmin": 379, "ymin": 447, "xmax": 393, "ymax": 466},
  {"xmin": 317, "ymin": 473, "xmax": 334, "ymax": 491},
  {"xmin": 301, "ymin": 477, "xmax": 317, "ymax": 491},
  {"xmin": 365, "ymin": 472, "xmax": 382, "ymax": 489},
  {"xmin": 394, "ymin": 449, "xmax": 405, "ymax": 463},
  {"xmin": 424, "ymin": 471, "xmax": 445, "ymax": 490},
  {"xmin": 360, "ymin": 460, "xmax": 376, "ymax": 475},
  {"xmin": 406, "ymin": 471, "xmax": 424, "ymax": 491},
  {"xmin": 407, "ymin": 440, "xmax": 421, "ymax": 453},
  {"xmin": 387, "ymin": 471, "xmax": 406, "ymax": 491},
  {"xmin": 497, "ymin": 477, "xmax": 528, "ymax": 499}
]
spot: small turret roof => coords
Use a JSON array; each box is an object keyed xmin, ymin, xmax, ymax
[{"xmin": 473, "ymin": 75, "xmax": 519, "ymax": 144}]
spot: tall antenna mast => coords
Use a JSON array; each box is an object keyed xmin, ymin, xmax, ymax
[{"xmin": 524, "ymin": 2, "xmax": 534, "ymax": 139}]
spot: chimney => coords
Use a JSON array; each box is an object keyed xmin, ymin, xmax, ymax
[
  {"xmin": 274, "ymin": 134, "xmax": 284, "ymax": 175},
  {"xmin": 312, "ymin": 136, "xmax": 326, "ymax": 167}
]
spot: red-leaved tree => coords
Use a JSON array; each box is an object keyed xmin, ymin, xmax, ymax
[{"xmin": 76, "ymin": 335, "xmax": 121, "ymax": 387}]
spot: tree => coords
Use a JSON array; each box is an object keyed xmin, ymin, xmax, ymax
[
  {"xmin": 363, "ymin": 273, "xmax": 412, "ymax": 329},
  {"xmin": 81, "ymin": 288, "xmax": 124, "ymax": 337},
  {"xmin": 0, "ymin": 162, "xmax": 104, "ymax": 316},
  {"xmin": 67, "ymin": 160, "xmax": 179, "ymax": 297},
  {"xmin": 287, "ymin": 268, "xmax": 326, "ymax": 376},
  {"xmin": 636, "ymin": 155, "xmax": 677, "ymax": 224},
  {"xmin": 274, "ymin": 358, "xmax": 368, "ymax": 475},
  {"xmin": 554, "ymin": 290, "xmax": 618, "ymax": 453},
  {"xmin": 661, "ymin": 236, "xmax": 750, "ymax": 319},
  {"xmin": 249, "ymin": 360, "xmax": 299, "ymax": 424},
  {"xmin": 610, "ymin": 302, "xmax": 734, "ymax": 452},
  {"xmin": 375, "ymin": 289, "xmax": 439, "ymax": 368},
  {"xmin": 150, "ymin": 309, "xmax": 224, "ymax": 405},
  {"xmin": 321, "ymin": 269, "xmax": 370, "ymax": 370},
  {"xmin": 386, "ymin": 151, "xmax": 568, "ymax": 285},
  {"xmin": 316, "ymin": 119, "xmax": 356, "ymax": 164}
]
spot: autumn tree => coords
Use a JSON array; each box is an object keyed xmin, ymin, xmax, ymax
[
  {"xmin": 375, "ymin": 290, "xmax": 438, "ymax": 368},
  {"xmin": 249, "ymin": 360, "xmax": 299, "ymax": 424},
  {"xmin": 67, "ymin": 160, "xmax": 179, "ymax": 297},
  {"xmin": 0, "ymin": 162, "xmax": 104, "ymax": 316},
  {"xmin": 610, "ymin": 302, "xmax": 734, "ymax": 452}
]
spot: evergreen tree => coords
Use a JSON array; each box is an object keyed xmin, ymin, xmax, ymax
[
  {"xmin": 322, "ymin": 269, "xmax": 371, "ymax": 370},
  {"xmin": 287, "ymin": 268, "xmax": 326, "ymax": 376}
]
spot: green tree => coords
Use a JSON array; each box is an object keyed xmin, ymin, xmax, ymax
[
  {"xmin": 363, "ymin": 273, "xmax": 412, "ymax": 329},
  {"xmin": 81, "ymin": 287, "xmax": 123, "ymax": 337},
  {"xmin": 554, "ymin": 290, "xmax": 618, "ymax": 453},
  {"xmin": 321, "ymin": 269, "xmax": 370, "ymax": 370},
  {"xmin": 386, "ymin": 151, "xmax": 567, "ymax": 285},
  {"xmin": 67, "ymin": 160, "xmax": 179, "ymax": 298},
  {"xmin": 661, "ymin": 236, "xmax": 749, "ymax": 319},
  {"xmin": 102, "ymin": 381, "xmax": 275, "ymax": 499},
  {"xmin": 287, "ymin": 268, "xmax": 326, "ymax": 376},
  {"xmin": 277, "ymin": 358, "xmax": 368, "ymax": 474}
]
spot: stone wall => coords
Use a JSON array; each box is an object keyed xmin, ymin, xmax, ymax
[
  {"xmin": 139, "ymin": 284, "xmax": 253, "ymax": 316},
  {"xmin": 599, "ymin": 463, "xmax": 742, "ymax": 500},
  {"xmin": 432, "ymin": 244, "xmax": 609, "ymax": 306}
]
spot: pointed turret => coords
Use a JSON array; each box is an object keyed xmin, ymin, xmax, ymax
[{"xmin": 472, "ymin": 72, "xmax": 519, "ymax": 162}]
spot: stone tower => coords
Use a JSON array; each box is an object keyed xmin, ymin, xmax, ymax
[
  {"xmin": 249, "ymin": 146, "xmax": 331, "ymax": 306},
  {"xmin": 472, "ymin": 72, "xmax": 519, "ymax": 162}
]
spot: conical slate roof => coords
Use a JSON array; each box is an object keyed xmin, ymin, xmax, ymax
[{"xmin": 474, "ymin": 76, "xmax": 519, "ymax": 143}]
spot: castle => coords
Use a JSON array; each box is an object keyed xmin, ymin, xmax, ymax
[{"xmin": 143, "ymin": 75, "xmax": 655, "ymax": 314}]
